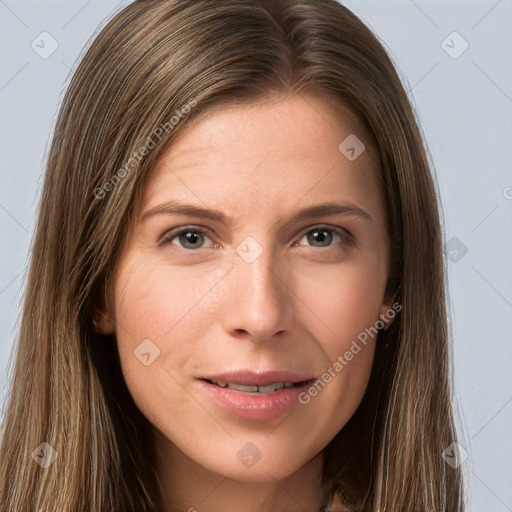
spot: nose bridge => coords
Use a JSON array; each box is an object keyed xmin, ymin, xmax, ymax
[
  {"xmin": 244, "ymin": 248, "xmax": 283, "ymax": 305},
  {"xmin": 223, "ymin": 237, "xmax": 294, "ymax": 341}
]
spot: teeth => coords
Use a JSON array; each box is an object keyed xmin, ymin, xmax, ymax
[
  {"xmin": 258, "ymin": 382, "xmax": 284, "ymax": 393},
  {"xmin": 237, "ymin": 384, "xmax": 259, "ymax": 392},
  {"xmin": 209, "ymin": 380, "xmax": 296, "ymax": 393}
]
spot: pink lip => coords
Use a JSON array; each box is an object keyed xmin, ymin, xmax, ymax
[{"xmin": 197, "ymin": 370, "xmax": 316, "ymax": 422}]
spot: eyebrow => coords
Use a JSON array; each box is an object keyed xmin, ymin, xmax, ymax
[{"xmin": 140, "ymin": 200, "xmax": 374, "ymax": 227}]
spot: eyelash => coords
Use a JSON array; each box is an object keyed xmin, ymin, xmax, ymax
[{"xmin": 158, "ymin": 224, "xmax": 354, "ymax": 251}]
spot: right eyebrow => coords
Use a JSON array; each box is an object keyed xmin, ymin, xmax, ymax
[{"xmin": 141, "ymin": 201, "xmax": 228, "ymax": 224}]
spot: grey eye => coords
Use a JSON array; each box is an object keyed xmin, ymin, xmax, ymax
[
  {"xmin": 175, "ymin": 231, "xmax": 206, "ymax": 249},
  {"xmin": 305, "ymin": 229, "xmax": 334, "ymax": 247}
]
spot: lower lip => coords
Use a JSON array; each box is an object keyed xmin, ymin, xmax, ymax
[{"xmin": 198, "ymin": 379, "xmax": 313, "ymax": 422}]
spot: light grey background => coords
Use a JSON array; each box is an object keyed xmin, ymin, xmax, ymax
[{"xmin": 1, "ymin": 0, "xmax": 511, "ymax": 510}]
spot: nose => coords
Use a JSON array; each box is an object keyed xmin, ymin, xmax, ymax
[{"xmin": 221, "ymin": 243, "xmax": 295, "ymax": 343}]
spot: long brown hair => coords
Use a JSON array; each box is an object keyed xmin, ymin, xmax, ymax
[{"xmin": 0, "ymin": 1, "xmax": 464, "ymax": 510}]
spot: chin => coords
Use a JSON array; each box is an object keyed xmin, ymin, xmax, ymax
[{"xmin": 200, "ymin": 448, "xmax": 316, "ymax": 483}]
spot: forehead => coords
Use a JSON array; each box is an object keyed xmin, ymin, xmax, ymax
[
  {"xmin": 138, "ymin": 92, "xmax": 382, "ymax": 225},
  {"xmin": 156, "ymin": 92, "xmax": 372, "ymax": 165}
]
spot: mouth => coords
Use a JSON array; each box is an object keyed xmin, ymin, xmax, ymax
[
  {"xmin": 198, "ymin": 373, "xmax": 316, "ymax": 421},
  {"xmin": 201, "ymin": 378, "xmax": 314, "ymax": 394}
]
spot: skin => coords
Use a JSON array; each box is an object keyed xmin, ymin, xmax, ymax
[{"xmin": 95, "ymin": 91, "xmax": 392, "ymax": 512}]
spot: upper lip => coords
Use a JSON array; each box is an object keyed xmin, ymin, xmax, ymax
[{"xmin": 200, "ymin": 370, "xmax": 316, "ymax": 386}]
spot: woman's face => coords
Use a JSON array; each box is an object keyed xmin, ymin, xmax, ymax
[{"xmin": 98, "ymin": 92, "xmax": 392, "ymax": 483}]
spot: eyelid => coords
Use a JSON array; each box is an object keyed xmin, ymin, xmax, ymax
[
  {"xmin": 159, "ymin": 223, "xmax": 354, "ymax": 249},
  {"xmin": 298, "ymin": 223, "xmax": 353, "ymax": 238},
  {"xmin": 295, "ymin": 224, "xmax": 354, "ymax": 246},
  {"xmin": 158, "ymin": 224, "xmax": 215, "ymax": 245}
]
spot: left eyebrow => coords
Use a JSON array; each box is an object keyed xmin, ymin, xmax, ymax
[
  {"xmin": 282, "ymin": 202, "xmax": 374, "ymax": 226},
  {"xmin": 140, "ymin": 200, "xmax": 374, "ymax": 226}
]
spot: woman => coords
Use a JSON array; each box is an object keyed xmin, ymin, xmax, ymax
[{"xmin": 0, "ymin": 0, "xmax": 465, "ymax": 510}]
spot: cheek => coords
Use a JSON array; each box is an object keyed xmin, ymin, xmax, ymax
[
  {"xmin": 111, "ymin": 258, "xmax": 225, "ymax": 410},
  {"xmin": 293, "ymin": 259, "xmax": 386, "ymax": 404},
  {"xmin": 114, "ymin": 257, "xmax": 223, "ymax": 346},
  {"xmin": 111, "ymin": 268, "xmax": 230, "ymax": 461},
  {"xmin": 299, "ymin": 259, "xmax": 387, "ymax": 348}
]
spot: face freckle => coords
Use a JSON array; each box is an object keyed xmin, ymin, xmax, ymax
[{"xmin": 105, "ymin": 91, "xmax": 392, "ymax": 494}]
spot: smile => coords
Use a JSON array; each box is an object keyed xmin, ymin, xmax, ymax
[
  {"xmin": 206, "ymin": 379, "xmax": 296, "ymax": 393},
  {"xmin": 197, "ymin": 372, "xmax": 316, "ymax": 422}
]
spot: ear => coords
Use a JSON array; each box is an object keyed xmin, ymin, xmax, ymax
[
  {"xmin": 91, "ymin": 282, "xmax": 115, "ymax": 336},
  {"xmin": 379, "ymin": 262, "xmax": 399, "ymax": 329},
  {"xmin": 92, "ymin": 308, "xmax": 115, "ymax": 335},
  {"xmin": 379, "ymin": 291, "xmax": 398, "ymax": 330}
]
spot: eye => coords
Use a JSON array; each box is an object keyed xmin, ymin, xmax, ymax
[
  {"xmin": 160, "ymin": 227, "xmax": 216, "ymax": 250},
  {"xmin": 159, "ymin": 225, "xmax": 352, "ymax": 251},
  {"xmin": 295, "ymin": 226, "xmax": 352, "ymax": 248}
]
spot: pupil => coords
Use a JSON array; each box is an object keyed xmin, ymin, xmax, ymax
[
  {"xmin": 180, "ymin": 231, "xmax": 202, "ymax": 248},
  {"xmin": 308, "ymin": 230, "xmax": 332, "ymax": 247}
]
